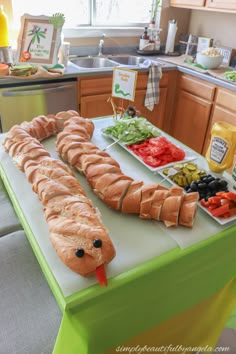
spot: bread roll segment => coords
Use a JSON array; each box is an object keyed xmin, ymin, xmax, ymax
[{"xmin": 58, "ymin": 115, "xmax": 198, "ymax": 228}]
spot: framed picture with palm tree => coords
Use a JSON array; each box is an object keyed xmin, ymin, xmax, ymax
[{"xmin": 16, "ymin": 13, "xmax": 65, "ymax": 65}]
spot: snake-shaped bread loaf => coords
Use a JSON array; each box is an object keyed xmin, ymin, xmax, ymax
[
  {"xmin": 2, "ymin": 110, "xmax": 198, "ymax": 285},
  {"xmin": 55, "ymin": 114, "xmax": 198, "ymax": 228}
]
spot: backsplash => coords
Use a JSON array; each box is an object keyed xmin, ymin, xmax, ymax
[{"xmin": 189, "ymin": 10, "xmax": 236, "ymax": 49}]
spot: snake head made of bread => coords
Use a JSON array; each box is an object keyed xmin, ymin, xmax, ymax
[
  {"xmin": 42, "ymin": 194, "xmax": 116, "ymax": 286},
  {"xmin": 48, "ymin": 219, "xmax": 116, "ymax": 286}
]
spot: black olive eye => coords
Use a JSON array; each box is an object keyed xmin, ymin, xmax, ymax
[
  {"xmin": 75, "ymin": 248, "xmax": 85, "ymax": 258},
  {"xmin": 93, "ymin": 239, "xmax": 102, "ymax": 248}
]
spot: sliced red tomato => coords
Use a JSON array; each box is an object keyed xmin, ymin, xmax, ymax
[
  {"xmin": 200, "ymin": 199, "xmax": 210, "ymax": 207},
  {"xmin": 169, "ymin": 146, "xmax": 185, "ymax": 160},
  {"xmin": 127, "ymin": 136, "xmax": 186, "ymax": 168},
  {"xmin": 149, "ymin": 136, "xmax": 168, "ymax": 146},
  {"xmin": 142, "ymin": 156, "xmax": 162, "ymax": 167}
]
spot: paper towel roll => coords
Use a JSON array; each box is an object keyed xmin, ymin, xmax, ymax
[{"xmin": 165, "ymin": 20, "xmax": 177, "ymax": 54}]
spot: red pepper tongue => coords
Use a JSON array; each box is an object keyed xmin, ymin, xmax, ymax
[{"xmin": 95, "ymin": 264, "xmax": 108, "ymax": 287}]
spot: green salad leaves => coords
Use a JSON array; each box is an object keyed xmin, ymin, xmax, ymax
[
  {"xmin": 223, "ymin": 70, "xmax": 236, "ymax": 82},
  {"xmin": 103, "ymin": 117, "xmax": 161, "ymax": 145}
]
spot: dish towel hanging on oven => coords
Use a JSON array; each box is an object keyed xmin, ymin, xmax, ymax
[{"xmin": 144, "ymin": 63, "xmax": 162, "ymax": 111}]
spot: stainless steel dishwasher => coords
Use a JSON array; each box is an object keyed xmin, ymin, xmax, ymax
[{"xmin": 0, "ymin": 79, "xmax": 78, "ymax": 132}]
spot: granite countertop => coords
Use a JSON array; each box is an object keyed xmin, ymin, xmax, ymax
[{"xmin": 0, "ymin": 54, "xmax": 236, "ymax": 92}]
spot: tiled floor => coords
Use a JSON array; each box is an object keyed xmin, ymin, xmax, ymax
[{"xmin": 216, "ymin": 328, "xmax": 236, "ymax": 353}]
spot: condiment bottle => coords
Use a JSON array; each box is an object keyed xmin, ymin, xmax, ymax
[
  {"xmin": 139, "ymin": 27, "xmax": 150, "ymax": 50},
  {"xmin": 0, "ymin": 5, "xmax": 10, "ymax": 47},
  {"xmin": 205, "ymin": 121, "xmax": 236, "ymax": 174}
]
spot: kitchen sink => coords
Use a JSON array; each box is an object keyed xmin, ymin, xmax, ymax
[
  {"xmin": 70, "ymin": 57, "xmax": 118, "ymax": 69},
  {"xmin": 70, "ymin": 55, "xmax": 168, "ymax": 70},
  {"xmin": 108, "ymin": 55, "xmax": 147, "ymax": 66}
]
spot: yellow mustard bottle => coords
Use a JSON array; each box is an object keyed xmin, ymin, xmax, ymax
[
  {"xmin": 206, "ymin": 121, "xmax": 236, "ymax": 173},
  {"xmin": 0, "ymin": 4, "xmax": 10, "ymax": 47}
]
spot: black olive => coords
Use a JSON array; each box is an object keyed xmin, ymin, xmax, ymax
[
  {"xmin": 208, "ymin": 180, "xmax": 218, "ymax": 190},
  {"xmin": 206, "ymin": 192, "xmax": 212, "ymax": 199},
  {"xmin": 199, "ymin": 193, "xmax": 205, "ymax": 200},
  {"xmin": 198, "ymin": 182, "xmax": 207, "ymax": 190},
  {"xmin": 93, "ymin": 239, "xmax": 102, "ymax": 248},
  {"xmin": 206, "ymin": 177, "xmax": 215, "ymax": 184},
  {"xmin": 75, "ymin": 248, "xmax": 85, "ymax": 258},
  {"xmin": 219, "ymin": 179, "xmax": 228, "ymax": 188},
  {"xmin": 190, "ymin": 181, "xmax": 198, "ymax": 191},
  {"xmin": 202, "ymin": 176, "xmax": 209, "ymax": 182}
]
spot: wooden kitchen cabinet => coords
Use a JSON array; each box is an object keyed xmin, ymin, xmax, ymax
[
  {"xmin": 171, "ymin": 0, "xmax": 236, "ymax": 11},
  {"xmin": 206, "ymin": 0, "xmax": 236, "ymax": 11},
  {"xmin": 77, "ymin": 71, "xmax": 176, "ymax": 133},
  {"xmin": 170, "ymin": 73, "xmax": 215, "ymax": 154}
]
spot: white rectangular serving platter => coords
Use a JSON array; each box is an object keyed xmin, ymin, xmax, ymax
[
  {"xmin": 158, "ymin": 166, "xmax": 236, "ymax": 226},
  {"xmin": 102, "ymin": 131, "xmax": 197, "ymax": 173}
]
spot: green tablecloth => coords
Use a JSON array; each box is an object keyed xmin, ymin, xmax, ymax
[{"xmin": 0, "ymin": 116, "xmax": 236, "ymax": 353}]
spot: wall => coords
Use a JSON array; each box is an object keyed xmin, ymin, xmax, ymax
[
  {"xmin": 159, "ymin": 7, "xmax": 191, "ymax": 45},
  {"xmin": 189, "ymin": 10, "xmax": 236, "ymax": 48}
]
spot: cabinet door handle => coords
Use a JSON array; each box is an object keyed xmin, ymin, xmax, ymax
[{"xmin": 2, "ymin": 84, "xmax": 75, "ymax": 97}]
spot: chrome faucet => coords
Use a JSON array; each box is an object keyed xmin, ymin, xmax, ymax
[{"xmin": 98, "ymin": 35, "xmax": 105, "ymax": 56}]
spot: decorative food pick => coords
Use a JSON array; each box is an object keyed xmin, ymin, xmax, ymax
[{"xmin": 49, "ymin": 13, "xmax": 66, "ymax": 29}]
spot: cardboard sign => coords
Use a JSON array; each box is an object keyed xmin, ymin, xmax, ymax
[{"xmin": 112, "ymin": 67, "xmax": 137, "ymax": 102}]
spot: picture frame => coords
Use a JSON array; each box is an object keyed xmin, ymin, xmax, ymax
[{"xmin": 16, "ymin": 13, "xmax": 63, "ymax": 65}]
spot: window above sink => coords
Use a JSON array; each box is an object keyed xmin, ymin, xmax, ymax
[{"xmin": 11, "ymin": 0, "xmax": 154, "ymax": 30}]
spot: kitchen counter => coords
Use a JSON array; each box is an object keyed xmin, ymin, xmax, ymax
[
  {"xmin": 156, "ymin": 54, "xmax": 236, "ymax": 92},
  {"xmin": 0, "ymin": 54, "xmax": 236, "ymax": 92}
]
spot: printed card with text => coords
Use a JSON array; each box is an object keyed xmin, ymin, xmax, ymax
[{"xmin": 112, "ymin": 68, "xmax": 137, "ymax": 102}]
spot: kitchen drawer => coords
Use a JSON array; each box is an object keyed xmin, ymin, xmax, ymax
[
  {"xmin": 79, "ymin": 75, "xmax": 113, "ymax": 96},
  {"xmin": 178, "ymin": 73, "xmax": 215, "ymax": 101},
  {"xmin": 215, "ymin": 87, "xmax": 236, "ymax": 112},
  {"xmin": 78, "ymin": 72, "xmax": 169, "ymax": 97}
]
